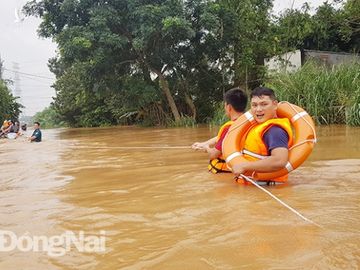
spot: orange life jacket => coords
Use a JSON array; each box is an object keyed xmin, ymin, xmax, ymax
[
  {"xmin": 242, "ymin": 118, "xmax": 293, "ymax": 182},
  {"xmin": 208, "ymin": 121, "xmax": 233, "ymax": 174}
]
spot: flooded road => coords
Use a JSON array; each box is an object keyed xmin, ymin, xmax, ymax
[{"xmin": 0, "ymin": 125, "xmax": 359, "ymax": 269}]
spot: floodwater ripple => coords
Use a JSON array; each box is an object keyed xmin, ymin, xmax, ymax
[{"xmin": 0, "ymin": 125, "xmax": 359, "ymax": 269}]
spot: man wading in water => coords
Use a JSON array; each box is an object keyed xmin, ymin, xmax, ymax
[
  {"xmin": 29, "ymin": 122, "xmax": 42, "ymax": 142},
  {"xmin": 192, "ymin": 88, "xmax": 248, "ymax": 173}
]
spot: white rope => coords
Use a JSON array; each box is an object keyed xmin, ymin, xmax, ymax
[
  {"xmin": 240, "ymin": 174, "xmax": 323, "ymax": 228},
  {"xmin": 70, "ymin": 146, "xmax": 190, "ymax": 150}
]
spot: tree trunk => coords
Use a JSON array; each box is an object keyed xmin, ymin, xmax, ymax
[
  {"xmin": 184, "ymin": 92, "xmax": 196, "ymax": 119},
  {"xmin": 181, "ymin": 79, "xmax": 196, "ymax": 119},
  {"xmin": 152, "ymin": 68, "xmax": 181, "ymax": 122}
]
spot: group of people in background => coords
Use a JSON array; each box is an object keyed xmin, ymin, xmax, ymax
[
  {"xmin": 0, "ymin": 120, "xmax": 42, "ymax": 142},
  {"xmin": 0, "ymin": 120, "xmax": 23, "ymax": 139}
]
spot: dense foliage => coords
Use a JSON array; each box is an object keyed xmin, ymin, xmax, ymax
[
  {"xmin": 0, "ymin": 77, "xmax": 22, "ymax": 121},
  {"xmin": 268, "ymin": 61, "xmax": 360, "ymax": 126},
  {"xmin": 24, "ymin": 0, "xmax": 359, "ymax": 127},
  {"xmin": 33, "ymin": 104, "xmax": 66, "ymax": 128}
]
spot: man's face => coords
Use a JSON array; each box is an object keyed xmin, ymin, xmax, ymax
[
  {"xmin": 250, "ymin": 95, "xmax": 278, "ymax": 123},
  {"xmin": 34, "ymin": 123, "xmax": 39, "ymax": 129}
]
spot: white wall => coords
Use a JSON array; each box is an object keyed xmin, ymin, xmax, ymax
[{"xmin": 264, "ymin": 50, "xmax": 302, "ymax": 73}]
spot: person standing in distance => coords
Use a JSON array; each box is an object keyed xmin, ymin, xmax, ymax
[{"xmin": 29, "ymin": 122, "xmax": 42, "ymax": 142}]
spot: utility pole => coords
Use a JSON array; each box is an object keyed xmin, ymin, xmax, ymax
[
  {"xmin": 12, "ymin": 62, "xmax": 22, "ymax": 101},
  {"xmin": 12, "ymin": 62, "xmax": 25, "ymax": 116}
]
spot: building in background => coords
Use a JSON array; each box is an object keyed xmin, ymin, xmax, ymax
[{"xmin": 265, "ymin": 49, "xmax": 360, "ymax": 72}]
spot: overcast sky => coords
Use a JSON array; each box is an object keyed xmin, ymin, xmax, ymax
[{"xmin": 0, "ymin": 0, "xmax": 329, "ymax": 116}]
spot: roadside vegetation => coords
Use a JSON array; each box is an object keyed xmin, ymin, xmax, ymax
[
  {"xmin": 0, "ymin": 66, "xmax": 22, "ymax": 121},
  {"xmin": 22, "ymin": 0, "xmax": 358, "ymax": 127},
  {"xmin": 268, "ymin": 61, "xmax": 360, "ymax": 126}
]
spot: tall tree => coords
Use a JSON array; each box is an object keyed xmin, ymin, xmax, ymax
[
  {"xmin": 339, "ymin": 0, "xmax": 360, "ymax": 52},
  {"xmin": 24, "ymin": 0, "xmax": 197, "ymax": 122},
  {"xmin": 0, "ymin": 80, "xmax": 22, "ymax": 121},
  {"xmin": 216, "ymin": 0, "xmax": 273, "ymax": 89},
  {"xmin": 273, "ymin": 0, "xmax": 360, "ymax": 54}
]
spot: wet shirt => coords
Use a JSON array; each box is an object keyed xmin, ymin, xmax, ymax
[
  {"xmin": 31, "ymin": 129, "xmax": 42, "ymax": 142},
  {"xmin": 215, "ymin": 125, "xmax": 231, "ymax": 151},
  {"xmin": 263, "ymin": 126, "xmax": 289, "ymax": 155}
]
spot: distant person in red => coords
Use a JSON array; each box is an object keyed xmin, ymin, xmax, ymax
[{"xmin": 192, "ymin": 88, "xmax": 248, "ymax": 173}]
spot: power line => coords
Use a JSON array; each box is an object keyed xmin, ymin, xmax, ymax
[
  {"xmin": 18, "ymin": 85, "xmax": 54, "ymax": 88},
  {"xmin": 3, "ymin": 68, "xmax": 54, "ymax": 80},
  {"xmin": 12, "ymin": 74, "xmax": 54, "ymax": 85}
]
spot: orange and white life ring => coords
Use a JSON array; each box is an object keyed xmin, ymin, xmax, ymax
[{"xmin": 222, "ymin": 101, "xmax": 317, "ymax": 181}]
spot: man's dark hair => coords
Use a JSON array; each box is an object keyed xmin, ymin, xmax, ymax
[
  {"xmin": 34, "ymin": 121, "xmax": 40, "ymax": 126},
  {"xmin": 250, "ymin": 87, "xmax": 277, "ymax": 101},
  {"xmin": 224, "ymin": 87, "xmax": 248, "ymax": 113}
]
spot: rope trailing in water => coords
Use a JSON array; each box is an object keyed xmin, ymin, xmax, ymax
[
  {"xmin": 71, "ymin": 146, "xmax": 191, "ymax": 149},
  {"xmin": 240, "ymin": 174, "xmax": 323, "ymax": 228}
]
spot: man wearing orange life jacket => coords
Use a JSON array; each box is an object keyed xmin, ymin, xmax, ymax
[
  {"xmin": 0, "ymin": 120, "xmax": 13, "ymax": 138},
  {"xmin": 192, "ymin": 88, "xmax": 248, "ymax": 173},
  {"xmin": 232, "ymin": 87, "xmax": 293, "ymax": 182}
]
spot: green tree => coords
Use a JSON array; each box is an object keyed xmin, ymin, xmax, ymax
[
  {"xmin": 218, "ymin": 0, "xmax": 273, "ymax": 88},
  {"xmin": 24, "ymin": 0, "xmax": 278, "ymax": 126},
  {"xmin": 24, "ymin": 0, "xmax": 198, "ymax": 123},
  {"xmin": 165, "ymin": 0, "xmax": 274, "ymax": 121},
  {"xmin": 0, "ymin": 80, "xmax": 22, "ymax": 121},
  {"xmin": 272, "ymin": 4, "xmax": 313, "ymax": 53},
  {"xmin": 338, "ymin": 0, "xmax": 360, "ymax": 52},
  {"xmin": 273, "ymin": 1, "xmax": 360, "ymax": 53},
  {"xmin": 308, "ymin": 2, "xmax": 345, "ymax": 51},
  {"xmin": 33, "ymin": 104, "xmax": 66, "ymax": 128}
]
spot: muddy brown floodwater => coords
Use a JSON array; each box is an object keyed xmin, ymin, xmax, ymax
[{"xmin": 0, "ymin": 125, "xmax": 359, "ymax": 269}]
